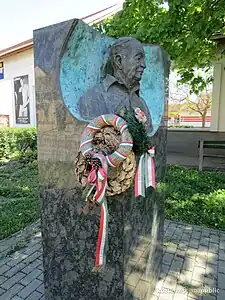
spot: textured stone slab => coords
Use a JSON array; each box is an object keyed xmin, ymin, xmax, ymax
[{"xmin": 34, "ymin": 17, "xmax": 168, "ymax": 300}]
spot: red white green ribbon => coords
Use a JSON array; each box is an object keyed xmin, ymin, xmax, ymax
[
  {"xmin": 135, "ymin": 146, "xmax": 156, "ymax": 197},
  {"xmin": 87, "ymin": 153, "xmax": 108, "ymax": 269},
  {"xmin": 95, "ymin": 199, "xmax": 108, "ymax": 267}
]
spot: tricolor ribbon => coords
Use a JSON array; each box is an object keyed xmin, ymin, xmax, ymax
[
  {"xmin": 135, "ymin": 146, "xmax": 156, "ymax": 197},
  {"xmin": 87, "ymin": 154, "xmax": 108, "ymax": 270}
]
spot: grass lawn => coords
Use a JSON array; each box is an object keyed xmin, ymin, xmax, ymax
[
  {"xmin": 0, "ymin": 160, "xmax": 39, "ymax": 240},
  {"xmin": 165, "ymin": 165, "xmax": 225, "ymax": 230},
  {"xmin": 0, "ymin": 160, "xmax": 225, "ymax": 240}
]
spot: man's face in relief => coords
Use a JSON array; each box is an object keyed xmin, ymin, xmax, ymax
[{"xmin": 120, "ymin": 41, "xmax": 146, "ymax": 84}]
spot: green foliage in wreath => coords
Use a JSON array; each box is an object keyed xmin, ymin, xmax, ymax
[{"xmin": 118, "ymin": 107, "xmax": 150, "ymax": 155}]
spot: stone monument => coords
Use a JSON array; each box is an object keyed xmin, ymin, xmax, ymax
[{"xmin": 34, "ymin": 18, "xmax": 169, "ymax": 300}]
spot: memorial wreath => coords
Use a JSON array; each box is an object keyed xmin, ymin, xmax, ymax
[{"xmin": 74, "ymin": 109, "xmax": 156, "ymax": 271}]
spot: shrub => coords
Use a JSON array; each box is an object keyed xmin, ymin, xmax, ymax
[{"xmin": 0, "ymin": 128, "xmax": 37, "ymax": 160}]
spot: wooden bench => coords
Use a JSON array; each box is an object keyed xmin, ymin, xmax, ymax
[{"xmin": 198, "ymin": 139, "xmax": 225, "ymax": 171}]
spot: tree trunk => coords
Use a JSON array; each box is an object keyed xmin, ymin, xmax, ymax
[{"xmin": 201, "ymin": 114, "xmax": 206, "ymax": 128}]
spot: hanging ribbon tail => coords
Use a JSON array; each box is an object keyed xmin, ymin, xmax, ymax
[
  {"xmin": 88, "ymin": 168, "xmax": 97, "ymax": 184},
  {"xmin": 85, "ymin": 184, "xmax": 95, "ymax": 201},
  {"xmin": 135, "ymin": 154, "xmax": 146, "ymax": 197},
  {"xmin": 87, "ymin": 153, "xmax": 108, "ymax": 271},
  {"xmin": 93, "ymin": 198, "xmax": 108, "ymax": 272},
  {"xmin": 135, "ymin": 147, "xmax": 156, "ymax": 198},
  {"xmin": 145, "ymin": 152, "xmax": 156, "ymax": 189},
  {"xmin": 95, "ymin": 168, "xmax": 107, "ymax": 205}
]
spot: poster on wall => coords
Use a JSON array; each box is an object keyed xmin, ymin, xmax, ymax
[
  {"xmin": 14, "ymin": 75, "xmax": 30, "ymax": 124},
  {"xmin": 0, "ymin": 62, "xmax": 4, "ymax": 79}
]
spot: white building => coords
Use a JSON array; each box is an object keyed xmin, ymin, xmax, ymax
[
  {"xmin": 211, "ymin": 34, "xmax": 225, "ymax": 132},
  {"xmin": 0, "ymin": 4, "xmax": 122, "ymax": 127},
  {"xmin": 0, "ymin": 40, "xmax": 34, "ymax": 127}
]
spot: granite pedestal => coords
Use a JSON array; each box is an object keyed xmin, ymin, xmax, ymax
[{"xmin": 34, "ymin": 19, "xmax": 169, "ymax": 300}]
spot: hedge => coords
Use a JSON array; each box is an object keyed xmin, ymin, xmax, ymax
[{"xmin": 0, "ymin": 128, "xmax": 37, "ymax": 160}]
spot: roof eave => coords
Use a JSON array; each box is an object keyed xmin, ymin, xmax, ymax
[{"xmin": 0, "ymin": 43, "xmax": 33, "ymax": 60}]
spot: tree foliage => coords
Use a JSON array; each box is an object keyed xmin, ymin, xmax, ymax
[{"xmin": 95, "ymin": 0, "xmax": 225, "ymax": 92}]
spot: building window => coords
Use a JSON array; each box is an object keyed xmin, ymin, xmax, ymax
[{"xmin": 0, "ymin": 62, "xmax": 4, "ymax": 79}]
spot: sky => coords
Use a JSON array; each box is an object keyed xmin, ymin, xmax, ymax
[{"xmin": 0, "ymin": 0, "xmax": 123, "ymax": 50}]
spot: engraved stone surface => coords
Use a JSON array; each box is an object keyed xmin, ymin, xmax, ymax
[{"xmin": 34, "ymin": 18, "xmax": 169, "ymax": 300}]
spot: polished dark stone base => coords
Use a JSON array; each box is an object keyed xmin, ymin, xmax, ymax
[
  {"xmin": 41, "ymin": 184, "xmax": 164, "ymax": 300},
  {"xmin": 41, "ymin": 128, "xmax": 166, "ymax": 300}
]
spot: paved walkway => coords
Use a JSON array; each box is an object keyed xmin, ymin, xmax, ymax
[{"xmin": 1, "ymin": 220, "xmax": 225, "ymax": 299}]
